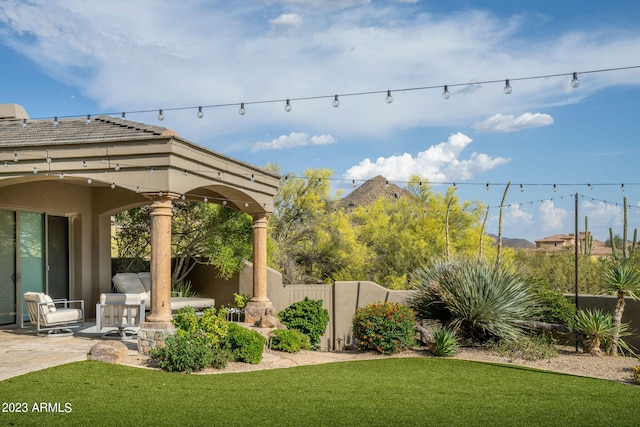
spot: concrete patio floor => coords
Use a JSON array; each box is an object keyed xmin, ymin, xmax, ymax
[{"xmin": 0, "ymin": 322, "xmax": 139, "ymax": 381}]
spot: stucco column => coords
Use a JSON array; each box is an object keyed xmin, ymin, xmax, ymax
[
  {"xmin": 244, "ymin": 213, "xmax": 273, "ymax": 324},
  {"xmin": 138, "ymin": 194, "xmax": 176, "ymax": 354}
]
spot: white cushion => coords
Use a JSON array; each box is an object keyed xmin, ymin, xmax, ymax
[
  {"xmin": 170, "ymin": 297, "xmax": 215, "ymax": 311},
  {"xmin": 43, "ymin": 308, "xmax": 83, "ymax": 324},
  {"xmin": 137, "ymin": 272, "xmax": 151, "ymax": 293},
  {"xmin": 100, "ymin": 293, "xmax": 141, "ymax": 305},
  {"xmin": 112, "ymin": 273, "xmax": 149, "ymax": 303},
  {"xmin": 24, "ymin": 292, "xmax": 56, "ymax": 314}
]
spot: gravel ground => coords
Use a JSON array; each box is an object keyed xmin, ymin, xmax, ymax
[{"xmin": 125, "ymin": 346, "xmax": 639, "ymax": 385}]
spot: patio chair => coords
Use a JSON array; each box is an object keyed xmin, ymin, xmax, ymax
[
  {"xmin": 96, "ymin": 293, "xmax": 145, "ymax": 339},
  {"xmin": 23, "ymin": 292, "xmax": 85, "ymax": 337}
]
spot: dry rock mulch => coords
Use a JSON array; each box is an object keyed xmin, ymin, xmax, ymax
[{"xmin": 123, "ymin": 346, "xmax": 639, "ymax": 386}]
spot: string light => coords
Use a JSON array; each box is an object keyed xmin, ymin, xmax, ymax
[
  {"xmin": 385, "ymin": 90, "xmax": 393, "ymax": 104},
  {"xmin": 135, "ymin": 185, "xmax": 139, "ymax": 192},
  {"xmin": 157, "ymin": 109, "xmax": 164, "ymax": 121},
  {"xmin": 111, "ymin": 182, "xmax": 116, "ymax": 189},
  {"xmin": 284, "ymin": 99, "xmax": 292, "ymax": 112},
  {"xmin": 53, "ymin": 117, "xmax": 59, "ymax": 127},
  {"xmin": 22, "ymin": 119, "xmax": 27, "ymax": 128},
  {"xmin": 32, "ymin": 167, "xmax": 37, "ymax": 174},
  {"xmin": 121, "ymin": 112, "xmax": 126, "ymax": 122},
  {"xmin": 352, "ymin": 179, "xmax": 356, "ymax": 188},
  {"xmin": 197, "ymin": 106, "xmax": 204, "ymax": 119},
  {"xmin": 239, "ymin": 103, "xmax": 246, "ymax": 115},
  {"xmin": 250, "ymin": 174, "xmax": 255, "ymax": 182},
  {"xmin": 13, "ymin": 153, "xmax": 18, "ymax": 162},
  {"xmin": 87, "ymin": 178, "xmax": 92, "ymax": 184},
  {"xmin": 553, "ymin": 184, "xmax": 557, "ymax": 192},
  {"xmin": 332, "ymin": 95, "xmax": 340, "ymax": 108},
  {"xmin": 520, "ymin": 184, "xmax": 524, "ymax": 192},
  {"xmin": 571, "ymin": 72, "xmax": 580, "ymax": 88},
  {"xmin": 621, "ymin": 183, "xmax": 625, "ymax": 192},
  {"xmin": 203, "ymin": 196, "xmax": 208, "ymax": 203},
  {"xmin": 485, "ymin": 183, "xmax": 489, "ymax": 191},
  {"xmin": 217, "ymin": 171, "xmax": 222, "ymax": 180},
  {"xmin": 442, "ymin": 85, "xmax": 450, "ymax": 100},
  {"xmin": 504, "ymin": 79, "xmax": 512, "ymax": 94},
  {"xmin": 13, "ymin": 66, "xmax": 640, "ymax": 124},
  {"xmin": 86, "ymin": 115, "xmax": 91, "ymax": 125},
  {"xmin": 114, "ymin": 163, "xmax": 120, "ymax": 171}
]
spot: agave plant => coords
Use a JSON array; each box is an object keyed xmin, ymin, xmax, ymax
[
  {"xmin": 432, "ymin": 326, "xmax": 459, "ymax": 357},
  {"xmin": 573, "ymin": 308, "xmax": 633, "ymax": 356},
  {"xmin": 409, "ymin": 258, "xmax": 539, "ymax": 343}
]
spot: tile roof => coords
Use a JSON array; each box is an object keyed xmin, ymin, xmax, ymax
[{"xmin": 0, "ymin": 115, "xmax": 177, "ymax": 148}]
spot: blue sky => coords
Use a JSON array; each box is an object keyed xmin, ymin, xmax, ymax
[{"xmin": 1, "ymin": 0, "xmax": 640, "ymax": 243}]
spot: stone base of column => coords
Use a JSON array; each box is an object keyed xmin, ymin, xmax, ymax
[
  {"xmin": 244, "ymin": 300, "xmax": 274, "ymax": 325},
  {"xmin": 137, "ymin": 321, "xmax": 176, "ymax": 355}
]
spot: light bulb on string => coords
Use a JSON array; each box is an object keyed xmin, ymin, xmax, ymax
[
  {"xmin": 217, "ymin": 171, "xmax": 222, "ymax": 180},
  {"xmin": 110, "ymin": 182, "xmax": 116, "ymax": 189},
  {"xmin": 45, "ymin": 156, "xmax": 52, "ymax": 164},
  {"xmin": 385, "ymin": 180, "xmax": 389, "ymax": 188},
  {"xmin": 442, "ymin": 85, "xmax": 450, "ymax": 100},
  {"xmin": 244, "ymin": 202, "xmax": 249, "ymax": 207},
  {"xmin": 250, "ymin": 174, "xmax": 255, "ymax": 182},
  {"xmin": 621, "ymin": 183, "xmax": 625, "ymax": 192},
  {"xmin": 553, "ymin": 184, "xmax": 557, "ymax": 192},
  {"xmin": 53, "ymin": 117, "xmax": 59, "ymax": 127},
  {"xmin": 223, "ymin": 200, "xmax": 227, "ymax": 206},
  {"xmin": 570, "ymin": 72, "xmax": 580, "ymax": 88},
  {"xmin": 22, "ymin": 119, "xmax": 27, "ymax": 128},
  {"xmin": 82, "ymin": 160, "xmax": 88, "ymax": 168},
  {"xmin": 520, "ymin": 184, "xmax": 524, "ymax": 192},
  {"xmin": 203, "ymin": 196, "xmax": 208, "ymax": 203},
  {"xmin": 13, "ymin": 152, "xmax": 18, "ymax": 162},
  {"xmin": 59, "ymin": 173, "xmax": 64, "ymax": 179},
  {"xmin": 352, "ymin": 179, "xmax": 356, "ymax": 188},
  {"xmin": 504, "ymin": 79, "xmax": 512, "ymax": 94},
  {"xmin": 332, "ymin": 95, "xmax": 340, "ymax": 108},
  {"xmin": 121, "ymin": 112, "xmax": 126, "ymax": 122},
  {"xmin": 87, "ymin": 178, "xmax": 92, "ymax": 184},
  {"xmin": 385, "ymin": 90, "xmax": 393, "ymax": 104},
  {"xmin": 86, "ymin": 115, "xmax": 91, "ymax": 125},
  {"xmin": 284, "ymin": 99, "xmax": 292, "ymax": 112},
  {"xmin": 157, "ymin": 109, "xmax": 164, "ymax": 121},
  {"xmin": 181, "ymin": 194, "xmax": 186, "ymax": 200},
  {"xmin": 485, "ymin": 183, "xmax": 489, "ymax": 191},
  {"xmin": 150, "ymin": 167, "xmax": 154, "ymax": 175},
  {"xmin": 33, "ymin": 167, "xmax": 38, "ymax": 174},
  {"xmin": 588, "ymin": 183, "xmax": 592, "ymax": 190},
  {"xmin": 3, "ymin": 161, "xmax": 7, "ymax": 167},
  {"xmin": 197, "ymin": 106, "xmax": 204, "ymax": 119},
  {"xmin": 135, "ymin": 186, "xmax": 139, "ymax": 193},
  {"xmin": 239, "ymin": 103, "xmax": 246, "ymax": 115},
  {"xmin": 114, "ymin": 163, "xmax": 120, "ymax": 171}
]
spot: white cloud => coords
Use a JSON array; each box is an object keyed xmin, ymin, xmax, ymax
[
  {"xmin": 269, "ymin": 13, "xmax": 303, "ymax": 28},
  {"xmin": 343, "ymin": 132, "xmax": 509, "ymax": 182},
  {"xmin": 539, "ymin": 201, "xmax": 569, "ymax": 232},
  {"xmin": 252, "ymin": 132, "xmax": 336, "ymax": 152},
  {"xmin": 473, "ymin": 112, "xmax": 554, "ymax": 133},
  {"xmin": 582, "ymin": 200, "xmax": 622, "ymax": 227},
  {"xmin": 504, "ymin": 204, "xmax": 534, "ymax": 226}
]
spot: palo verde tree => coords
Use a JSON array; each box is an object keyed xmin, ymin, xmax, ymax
[{"xmin": 113, "ymin": 201, "xmax": 253, "ymax": 284}]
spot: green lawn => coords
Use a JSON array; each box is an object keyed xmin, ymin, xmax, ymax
[{"xmin": 1, "ymin": 358, "xmax": 639, "ymax": 426}]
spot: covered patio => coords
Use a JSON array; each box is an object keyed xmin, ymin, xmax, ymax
[{"xmin": 0, "ymin": 103, "xmax": 279, "ymax": 351}]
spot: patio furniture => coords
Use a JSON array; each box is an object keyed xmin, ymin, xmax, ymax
[
  {"xmin": 23, "ymin": 292, "xmax": 85, "ymax": 337},
  {"xmin": 112, "ymin": 273, "xmax": 215, "ymax": 312},
  {"xmin": 96, "ymin": 293, "xmax": 145, "ymax": 339}
]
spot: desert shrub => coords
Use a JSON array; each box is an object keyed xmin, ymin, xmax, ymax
[
  {"xmin": 431, "ymin": 327, "xmax": 459, "ymax": 357},
  {"xmin": 489, "ymin": 333, "xmax": 558, "ymax": 361},
  {"xmin": 209, "ymin": 348, "xmax": 234, "ymax": 369},
  {"xmin": 409, "ymin": 258, "xmax": 539, "ymax": 344},
  {"xmin": 172, "ymin": 306, "xmax": 229, "ymax": 348},
  {"xmin": 150, "ymin": 330, "xmax": 214, "ymax": 373},
  {"xmin": 352, "ymin": 302, "xmax": 416, "ymax": 354},
  {"xmin": 573, "ymin": 308, "xmax": 633, "ymax": 356},
  {"xmin": 277, "ymin": 297, "xmax": 330, "ymax": 350},
  {"xmin": 223, "ymin": 322, "xmax": 265, "ymax": 364},
  {"xmin": 529, "ymin": 282, "xmax": 576, "ymax": 327},
  {"xmin": 172, "ymin": 280, "xmax": 200, "ymax": 297},
  {"xmin": 270, "ymin": 329, "xmax": 311, "ymax": 353}
]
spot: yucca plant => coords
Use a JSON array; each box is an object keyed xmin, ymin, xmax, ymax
[
  {"xmin": 599, "ymin": 261, "xmax": 640, "ymax": 355},
  {"xmin": 573, "ymin": 308, "xmax": 633, "ymax": 356},
  {"xmin": 432, "ymin": 326, "xmax": 459, "ymax": 357},
  {"xmin": 409, "ymin": 258, "xmax": 539, "ymax": 343}
]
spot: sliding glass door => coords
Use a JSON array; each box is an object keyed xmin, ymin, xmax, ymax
[
  {"xmin": 0, "ymin": 211, "xmax": 16, "ymax": 325},
  {"xmin": 0, "ymin": 210, "xmax": 70, "ymax": 326},
  {"xmin": 19, "ymin": 212, "xmax": 46, "ymax": 321}
]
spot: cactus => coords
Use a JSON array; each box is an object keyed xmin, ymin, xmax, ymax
[
  {"xmin": 610, "ymin": 227, "xmax": 618, "ymax": 260},
  {"xmin": 584, "ymin": 216, "xmax": 593, "ymax": 256},
  {"xmin": 623, "ymin": 197, "xmax": 628, "ymax": 259}
]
